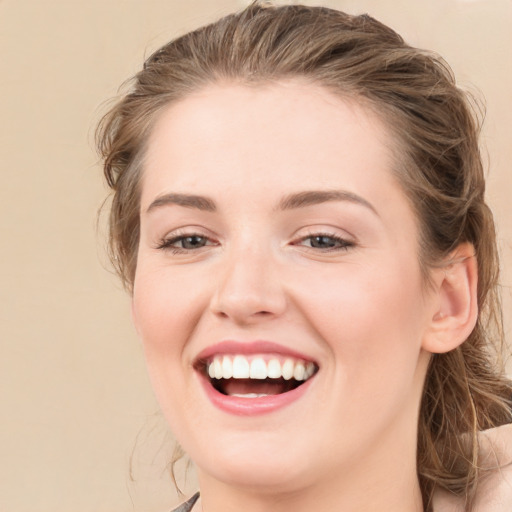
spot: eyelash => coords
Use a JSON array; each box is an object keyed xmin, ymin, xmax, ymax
[
  {"xmin": 293, "ymin": 232, "xmax": 354, "ymax": 252},
  {"xmin": 156, "ymin": 231, "xmax": 354, "ymax": 254},
  {"xmin": 155, "ymin": 232, "xmax": 216, "ymax": 254}
]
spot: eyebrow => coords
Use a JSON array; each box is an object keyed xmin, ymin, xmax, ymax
[
  {"xmin": 145, "ymin": 189, "xmax": 378, "ymax": 216},
  {"xmin": 146, "ymin": 193, "xmax": 216, "ymax": 213},
  {"xmin": 276, "ymin": 190, "xmax": 378, "ymax": 216}
]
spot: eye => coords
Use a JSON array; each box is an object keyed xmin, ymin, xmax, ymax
[
  {"xmin": 156, "ymin": 232, "xmax": 217, "ymax": 253},
  {"xmin": 294, "ymin": 233, "xmax": 354, "ymax": 252}
]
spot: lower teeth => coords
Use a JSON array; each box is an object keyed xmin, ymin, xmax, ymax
[{"xmin": 230, "ymin": 393, "xmax": 269, "ymax": 398}]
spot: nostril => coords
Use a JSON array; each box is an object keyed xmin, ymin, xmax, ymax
[
  {"xmin": 211, "ymin": 301, "xmax": 283, "ymax": 323},
  {"xmin": 210, "ymin": 290, "xmax": 287, "ymax": 323},
  {"xmin": 209, "ymin": 261, "xmax": 287, "ymax": 322}
]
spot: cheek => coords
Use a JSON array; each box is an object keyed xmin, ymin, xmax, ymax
[
  {"xmin": 133, "ymin": 263, "xmax": 206, "ymax": 342},
  {"xmin": 296, "ymin": 257, "xmax": 426, "ymax": 384},
  {"xmin": 131, "ymin": 266, "xmax": 206, "ymax": 428},
  {"xmin": 131, "ymin": 264, "xmax": 211, "ymax": 401}
]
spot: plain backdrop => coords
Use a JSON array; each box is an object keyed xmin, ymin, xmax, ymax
[{"xmin": 1, "ymin": 1, "xmax": 511, "ymax": 511}]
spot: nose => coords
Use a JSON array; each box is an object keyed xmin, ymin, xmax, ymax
[{"xmin": 209, "ymin": 244, "xmax": 287, "ymax": 325}]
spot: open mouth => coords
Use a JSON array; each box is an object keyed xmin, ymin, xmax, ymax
[{"xmin": 196, "ymin": 354, "xmax": 318, "ymax": 398}]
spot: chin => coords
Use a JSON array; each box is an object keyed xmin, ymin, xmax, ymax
[
  {"xmin": 198, "ymin": 455, "xmax": 312, "ymax": 493},
  {"xmin": 190, "ymin": 432, "xmax": 317, "ymax": 492}
]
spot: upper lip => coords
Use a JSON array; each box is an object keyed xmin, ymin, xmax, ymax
[{"xmin": 194, "ymin": 340, "xmax": 318, "ymax": 365}]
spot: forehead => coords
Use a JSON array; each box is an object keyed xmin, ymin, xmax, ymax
[{"xmin": 141, "ymin": 81, "xmax": 401, "ymax": 210}]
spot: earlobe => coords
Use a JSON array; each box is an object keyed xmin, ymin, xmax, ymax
[{"xmin": 422, "ymin": 243, "xmax": 479, "ymax": 354}]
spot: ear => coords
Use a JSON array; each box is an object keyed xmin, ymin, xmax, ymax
[{"xmin": 422, "ymin": 243, "xmax": 478, "ymax": 354}]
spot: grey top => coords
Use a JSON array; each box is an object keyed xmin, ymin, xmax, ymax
[{"xmin": 170, "ymin": 492, "xmax": 200, "ymax": 512}]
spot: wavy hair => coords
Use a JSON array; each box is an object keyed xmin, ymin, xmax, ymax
[{"xmin": 97, "ymin": 3, "xmax": 512, "ymax": 509}]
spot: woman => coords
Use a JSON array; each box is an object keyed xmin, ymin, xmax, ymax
[{"xmin": 96, "ymin": 3, "xmax": 512, "ymax": 511}]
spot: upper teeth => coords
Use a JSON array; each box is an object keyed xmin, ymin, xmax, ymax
[{"xmin": 207, "ymin": 355, "xmax": 316, "ymax": 381}]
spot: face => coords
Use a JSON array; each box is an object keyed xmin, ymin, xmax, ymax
[{"xmin": 133, "ymin": 82, "xmax": 435, "ymax": 493}]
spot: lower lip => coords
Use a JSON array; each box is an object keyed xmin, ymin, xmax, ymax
[{"xmin": 198, "ymin": 374, "xmax": 315, "ymax": 416}]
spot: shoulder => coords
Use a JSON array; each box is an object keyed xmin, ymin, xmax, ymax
[
  {"xmin": 433, "ymin": 424, "xmax": 512, "ymax": 512},
  {"xmin": 474, "ymin": 424, "xmax": 512, "ymax": 510},
  {"xmin": 170, "ymin": 492, "xmax": 200, "ymax": 512}
]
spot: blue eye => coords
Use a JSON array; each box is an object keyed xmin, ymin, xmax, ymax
[
  {"xmin": 176, "ymin": 235, "xmax": 208, "ymax": 249},
  {"xmin": 157, "ymin": 233, "xmax": 214, "ymax": 253},
  {"xmin": 298, "ymin": 234, "xmax": 354, "ymax": 251}
]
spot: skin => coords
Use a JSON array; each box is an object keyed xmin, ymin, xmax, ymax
[
  {"xmin": 132, "ymin": 81, "xmax": 477, "ymax": 512},
  {"xmin": 434, "ymin": 425, "xmax": 512, "ymax": 512}
]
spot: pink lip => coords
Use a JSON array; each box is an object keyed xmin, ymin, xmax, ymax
[
  {"xmin": 195, "ymin": 340, "xmax": 316, "ymax": 363},
  {"xmin": 197, "ymin": 371, "xmax": 315, "ymax": 416},
  {"xmin": 194, "ymin": 340, "xmax": 318, "ymax": 416}
]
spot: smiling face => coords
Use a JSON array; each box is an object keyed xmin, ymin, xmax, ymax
[{"xmin": 132, "ymin": 81, "xmax": 436, "ymax": 501}]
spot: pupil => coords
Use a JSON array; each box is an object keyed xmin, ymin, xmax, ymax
[
  {"xmin": 311, "ymin": 235, "xmax": 335, "ymax": 248},
  {"xmin": 183, "ymin": 236, "xmax": 205, "ymax": 249}
]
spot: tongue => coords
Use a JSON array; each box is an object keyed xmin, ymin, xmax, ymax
[{"xmin": 220, "ymin": 378, "xmax": 295, "ymax": 396}]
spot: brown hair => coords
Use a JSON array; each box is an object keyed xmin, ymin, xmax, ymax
[{"xmin": 97, "ymin": 2, "xmax": 512, "ymax": 510}]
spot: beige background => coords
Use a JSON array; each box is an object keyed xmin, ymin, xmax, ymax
[{"xmin": 0, "ymin": 1, "xmax": 510, "ymax": 511}]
